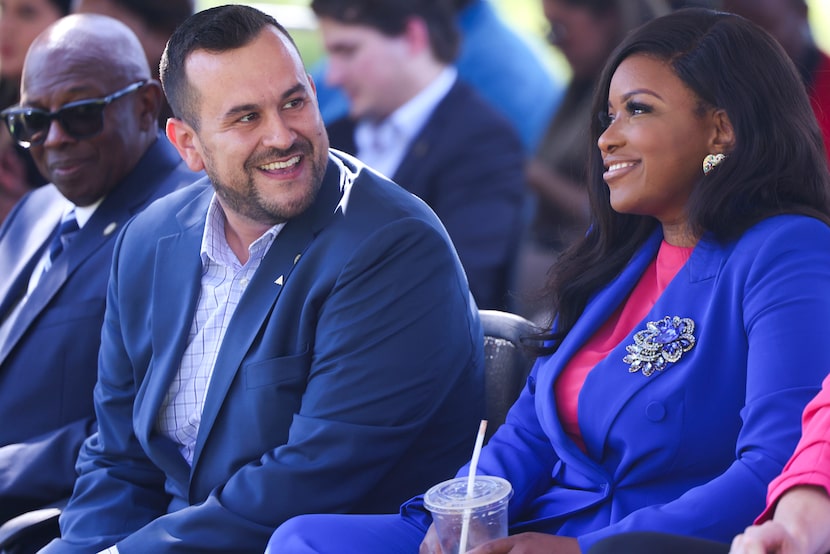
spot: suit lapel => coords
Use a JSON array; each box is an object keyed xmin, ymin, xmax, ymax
[
  {"xmin": 392, "ymin": 82, "xmax": 463, "ymax": 200},
  {"xmin": 0, "ymin": 189, "xmax": 63, "ymax": 319},
  {"xmin": 577, "ymin": 232, "xmax": 723, "ymax": 459},
  {"xmin": 0, "ymin": 193, "xmax": 64, "ymax": 364},
  {"xmin": 25, "ymin": 196, "xmax": 126, "ymax": 312},
  {"xmin": 130, "ymin": 188, "xmax": 209, "ymax": 483},
  {"xmin": 189, "ymin": 155, "xmax": 346, "ymax": 472},
  {"xmin": 0, "ymin": 138, "xmax": 184, "ymax": 365},
  {"xmin": 534, "ymin": 230, "xmax": 664, "ymax": 469}
]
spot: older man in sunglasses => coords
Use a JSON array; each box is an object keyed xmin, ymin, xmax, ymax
[{"xmin": 0, "ymin": 12, "xmax": 201, "ymax": 543}]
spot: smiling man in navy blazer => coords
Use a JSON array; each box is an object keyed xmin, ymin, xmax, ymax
[
  {"xmin": 40, "ymin": 5, "xmax": 484, "ymax": 553},
  {"xmin": 0, "ymin": 14, "xmax": 201, "ymax": 529}
]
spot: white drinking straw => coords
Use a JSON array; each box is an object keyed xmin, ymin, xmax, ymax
[{"xmin": 459, "ymin": 419, "xmax": 488, "ymax": 553}]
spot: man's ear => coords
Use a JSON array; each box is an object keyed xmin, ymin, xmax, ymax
[
  {"xmin": 403, "ymin": 16, "xmax": 430, "ymax": 55},
  {"xmin": 166, "ymin": 117, "xmax": 205, "ymax": 172},
  {"xmin": 709, "ymin": 108, "xmax": 736, "ymax": 154},
  {"xmin": 137, "ymin": 80, "xmax": 164, "ymax": 132}
]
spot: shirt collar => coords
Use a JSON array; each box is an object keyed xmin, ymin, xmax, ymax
[
  {"xmin": 200, "ymin": 193, "xmax": 285, "ymax": 268},
  {"xmin": 60, "ymin": 196, "xmax": 104, "ymax": 229},
  {"xmin": 389, "ymin": 66, "xmax": 457, "ymax": 140},
  {"xmin": 356, "ymin": 67, "xmax": 457, "ymax": 144},
  {"xmin": 354, "ymin": 67, "xmax": 457, "ymax": 177}
]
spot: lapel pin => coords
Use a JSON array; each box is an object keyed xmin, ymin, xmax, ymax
[
  {"xmin": 103, "ymin": 222, "xmax": 118, "ymax": 236},
  {"xmin": 275, "ymin": 275, "xmax": 284, "ymax": 286},
  {"xmin": 294, "ymin": 254, "xmax": 302, "ymax": 265}
]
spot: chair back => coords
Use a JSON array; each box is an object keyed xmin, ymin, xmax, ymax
[{"xmin": 480, "ymin": 309, "xmax": 538, "ymax": 442}]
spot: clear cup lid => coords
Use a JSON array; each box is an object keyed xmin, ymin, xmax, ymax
[{"xmin": 423, "ymin": 476, "xmax": 513, "ymax": 514}]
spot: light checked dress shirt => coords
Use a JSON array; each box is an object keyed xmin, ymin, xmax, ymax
[
  {"xmin": 156, "ymin": 195, "xmax": 284, "ymax": 465},
  {"xmin": 99, "ymin": 196, "xmax": 284, "ymax": 554}
]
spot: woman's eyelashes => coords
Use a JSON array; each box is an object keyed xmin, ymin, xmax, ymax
[
  {"xmin": 600, "ymin": 100, "xmax": 654, "ymax": 129},
  {"xmin": 625, "ymin": 100, "xmax": 652, "ymax": 116}
]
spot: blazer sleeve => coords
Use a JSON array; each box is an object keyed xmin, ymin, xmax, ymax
[
  {"xmin": 40, "ymin": 223, "xmax": 171, "ymax": 554},
  {"xmin": 398, "ymin": 356, "xmax": 559, "ymax": 527},
  {"xmin": 0, "ymin": 417, "xmax": 95, "ymax": 521},
  {"xmin": 45, "ymin": 216, "xmax": 482, "ymax": 553},
  {"xmin": 456, "ymin": 360, "xmax": 560, "ymax": 523},
  {"xmin": 756, "ymin": 372, "xmax": 830, "ymax": 522},
  {"xmin": 576, "ymin": 219, "xmax": 830, "ymax": 551}
]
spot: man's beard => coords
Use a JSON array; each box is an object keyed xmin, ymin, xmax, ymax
[{"xmin": 207, "ymin": 137, "xmax": 326, "ymax": 226}]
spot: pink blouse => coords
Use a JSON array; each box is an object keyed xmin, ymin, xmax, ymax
[{"xmin": 555, "ymin": 240, "xmax": 693, "ymax": 451}]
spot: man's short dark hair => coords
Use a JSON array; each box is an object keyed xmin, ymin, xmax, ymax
[
  {"xmin": 310, "ymin": 0, "xmax": 459, "ymax": 64},
  {"xmin": 160, "ymin": 4, "xmax": 299, "ymax": 128}
]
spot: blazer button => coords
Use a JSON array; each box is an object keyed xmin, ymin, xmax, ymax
[{"xmin": 645, "ymin": 401, "xmax": 667, "ymax": 422}]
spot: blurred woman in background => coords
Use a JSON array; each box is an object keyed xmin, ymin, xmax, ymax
[{"xmin": 514, "ymin": 0, "xmax": 669, "ymax": 324}]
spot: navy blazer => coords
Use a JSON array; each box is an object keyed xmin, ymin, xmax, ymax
[
  {"xmin": 0, "ymin": 136, "xmax": 202, "ymax": 520},
  {"xmin": 404, "ymin": 215, "xmax": 830, "ymax": 550},
  {"xmin": 44, "ymin": 151, "xmax": 484, "ymax": 553},
  {"xmin": 327, "ymin": 79, "xmax": 526, "ymax": 311}
]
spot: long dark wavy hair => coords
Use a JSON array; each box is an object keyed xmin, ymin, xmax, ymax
[{"xmin": 534, "ymin": 8, "xmax": 830, "ymax": 355}]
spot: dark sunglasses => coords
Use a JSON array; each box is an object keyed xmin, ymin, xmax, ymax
[{"xmin": 0, "ymin": 80, "xmax": 146, "ymax": 148}]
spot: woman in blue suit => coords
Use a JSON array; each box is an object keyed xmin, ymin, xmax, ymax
[{"xmin": 268, "ymin": 8, "xmax": 830, "ymax": 553}]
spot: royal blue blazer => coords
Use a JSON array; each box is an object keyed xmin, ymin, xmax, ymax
[
  {"xmin": 0, "ymin": 136, "xmax": 201, "ymax": 520},
  {"xmin": 43, "ymin": 151, "xmax": 484, "ymax": 553},
  {"xmin": 405, "ymin": 215, "xmax": 830, "ymax": 551}
]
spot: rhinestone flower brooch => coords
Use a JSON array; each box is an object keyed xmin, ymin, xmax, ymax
[{"xmin": 623, "ymin": 316, "xmax": 696, "ymax": 377}]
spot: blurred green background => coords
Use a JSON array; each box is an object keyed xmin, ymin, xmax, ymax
[{"xmin": 195, "ymin": 0, "xmax": 830, "ymax": 85}]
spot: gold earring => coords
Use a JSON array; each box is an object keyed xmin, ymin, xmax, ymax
[{"xmin": 702, "ymin": 153, "xmax": 726, "ymax": 175}]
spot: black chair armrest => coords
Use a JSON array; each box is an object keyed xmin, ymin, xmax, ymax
[{"xmin": 0, "ymin": 499, "xmax": 65, "ymax": 554}]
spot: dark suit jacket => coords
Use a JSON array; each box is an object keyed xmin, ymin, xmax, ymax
[
  {"xmin": 327, "ymin": 79, "xmax": 526, "ymax": 310},
  {"xmin": 0, "ymin": 135, "xmax": 202, "ymax": 521},
  {"xmin": 43, "ymin": 151, "xmax": 485, "ymax": 553}
]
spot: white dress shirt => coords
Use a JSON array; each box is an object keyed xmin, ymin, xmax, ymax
[{"xmin": 354, "ymin": 67, "xmax": 457, "ymax": 178}]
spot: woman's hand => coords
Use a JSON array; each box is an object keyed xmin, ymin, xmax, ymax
[
  {"xmin": 730, "ymin": 486, "xmax": 830, "ymax": 554},
  {"xmin": 419, "ymin": 524, "xmax": 442, "ymax": 554},
  {"xmin": 420, "ymin": 530, "xmax": 581, "ymax": 554},
  {"xmin": 466, "ymin": 533, "xmax": 581, "ymax": 554},
  {"xmin": 730, "ymin": 520, "xmax": 802, "ymax": 554}
]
